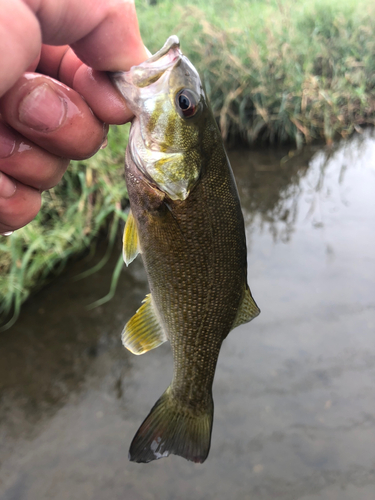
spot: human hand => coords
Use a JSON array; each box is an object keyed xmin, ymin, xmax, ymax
[{"xmin": 0, "ymin": 0, "xmax": 147, "ymax": 235}]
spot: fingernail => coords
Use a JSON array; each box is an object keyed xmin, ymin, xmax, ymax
[
  {"xmin": 0, "ymin": 122, "xmax": 16, "ymax": 158},
  {"xmin": 18, "ymin": 83, "xmax": 67, "ymax": 132},
  {"xmin": 0, "ymin": 172, "xmax": 16, "ymax": 198}
]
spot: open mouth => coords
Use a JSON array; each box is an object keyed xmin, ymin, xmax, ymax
[
  {"xmin": 143, "ymin": 35, "xmax": 181, "ymax": 67},
  {"xmin": 110, "ymin": 36, "xmax": 182, "ymax": 91},
  {"xmin": 129, "ymin": 36, "xmax": 182, "ymax": 88}
]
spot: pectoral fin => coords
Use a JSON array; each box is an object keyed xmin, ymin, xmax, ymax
[
  {"xmin": 232, "ymin": 286, "xmax": 260, "ymax": 331},
  {"xmin": 123, "ymin": 210, "xmax": 140, "ymax": 266},
  {"xmin": 122, "ymin": 294, "xmax": 167, "ymax": 355}
]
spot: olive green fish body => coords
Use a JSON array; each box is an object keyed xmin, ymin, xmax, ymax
[
  {"xmin": 126, "ymin": 134, "xmax": 245, "ymax": 390},
  {"xmin": 110, "ymin": 36, "xmax": 259, "ymax": 463}
]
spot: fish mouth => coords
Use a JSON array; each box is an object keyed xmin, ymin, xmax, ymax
[
  {"xmin": 143, "ymin": 35, "xmax": 181, "ymax": 68},
  {"xmin": 110, "ymin": 36, "xmax": 182, "ymax": 97}
]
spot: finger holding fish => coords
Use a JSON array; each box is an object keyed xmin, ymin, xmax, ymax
[{"xmin": 0, "ymin": 0, "xmax": 148, "ymax": 234}]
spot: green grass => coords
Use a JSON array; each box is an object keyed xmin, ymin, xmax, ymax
[
  {"xmin": 2, "ymin": 0, "xmax": 375, "ymax": 325},
  {"xmin": 138, "ymin": 0, "xmax": 375, "ymax": 145},
  {"xmin": 0, "ymin": 125, "xmax": 129, "ymax": 330}
]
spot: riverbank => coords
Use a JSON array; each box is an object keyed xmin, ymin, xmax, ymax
[
  {"xmin": 139, "ymin": 0, "xmax": 375, "ymax": 145},
  {"xmin": 0, "ymin": 126, "xmax": 129, "ymax": 329},
  {"xmin": 1, "ymin": 0, "xmax": 375, "ymax": 326}
]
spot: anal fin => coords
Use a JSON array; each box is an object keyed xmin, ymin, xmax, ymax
[
  {"xmin": 232, "ymin": 285, "xmax": 260, "ymax": 331},
  {"xmin": 123, "ymin": 210, "xmax": 140, "ymax": 266},
  {"xmin": 122, "ymin": 294, "xmax": 167, "ymax": 355}
]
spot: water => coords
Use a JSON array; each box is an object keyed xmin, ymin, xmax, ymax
[{"xmin": 1, "ymin": 132, "xmax": 375, "ymax": 500}]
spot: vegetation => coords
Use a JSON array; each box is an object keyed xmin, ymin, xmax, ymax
[
  {"xmin": 2, "ymin": 0, "xmax": 375, "ymax": 326},
  {"xmin": 0, "ymin": 126, "xmax": 129, "ymax": 330},
  {"xmin": 138, "ymin": 0, "xmax": 375, "ymax": 146}
]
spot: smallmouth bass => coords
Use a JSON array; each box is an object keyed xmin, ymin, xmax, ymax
[{"xmin": 110, "ymin": 36, "xmax": 260, "ymax": 463}]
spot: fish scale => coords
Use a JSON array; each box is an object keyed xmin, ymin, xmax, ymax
[{"xmin": 110, "ymin": 35, "xmax": 260, "ymax": 463}]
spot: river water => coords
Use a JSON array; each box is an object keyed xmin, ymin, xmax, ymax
[{"xmin": 0, "ymin": 131, "xmax": 374, "ymax": 500}]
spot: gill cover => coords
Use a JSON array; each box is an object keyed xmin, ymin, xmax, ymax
[{"xmin": 110, "ymin": 36, "xmax": 206, "ymax": 201}]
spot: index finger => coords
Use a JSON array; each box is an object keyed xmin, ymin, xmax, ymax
[
  {"xmin": 0, "ymin": 0, "xmax": 147, "ymax": 98},
  {"xmin": 33, "ymin": 0, "xmax": 147, "ymax": 71}
]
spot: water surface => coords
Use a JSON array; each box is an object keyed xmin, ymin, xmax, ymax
[{"xmin": 1, "ymin": 132, "xmax": 374, "ymax": 500}]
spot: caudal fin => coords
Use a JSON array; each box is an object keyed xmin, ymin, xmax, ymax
[{"xmin": 129, "ymin": 388, "xmax": 213, "ymax": 463}]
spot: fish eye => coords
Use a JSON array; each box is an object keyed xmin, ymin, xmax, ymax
[{"xmin": 175, "ymin": 89, "xmax": 199, "ymax": 118}]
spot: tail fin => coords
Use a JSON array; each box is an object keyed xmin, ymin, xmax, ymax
[{"xmin": 129, "ymin": 388, "xmax": 213, "ymax": 463}]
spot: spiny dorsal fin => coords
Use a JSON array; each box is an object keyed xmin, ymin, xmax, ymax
[
  {"xmin": 123, "ymin": 210, "xmax": 140, "ymax": 266},
  {"xmin": 232, "ymin": 285, "xmax": 260, "ymax": 331},
  {"xmin": 122, "ymin": 294, "xmax": 167, "ymax": 355}
]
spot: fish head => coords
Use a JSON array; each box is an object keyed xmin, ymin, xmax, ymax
[{"xmin": 111, "ymin": 36, "xmax": 211, "ymax": 201}]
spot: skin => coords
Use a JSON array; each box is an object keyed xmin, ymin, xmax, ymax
[
  {"xmin": 0, "ymin": 0, "xmax": 148, "ymax": 234},
  {"xmin": 125, "ymin": 87, "xmax": 248, "ymax": 463},
  {"xmin": 115, "ymin": 40, "xmax": 259, "ymax": 462}
]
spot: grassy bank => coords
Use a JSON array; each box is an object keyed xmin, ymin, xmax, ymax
[
  {"xmin": 2, "ymin": 0, "xmax": 375, "ymax": 325},
  {"xmin": 139, "ymin": 0, "xmax": 375, "ymax": 145},
  {"xmin": 0, "ymin": 126, "xmax": 129, "ymax": 330}
]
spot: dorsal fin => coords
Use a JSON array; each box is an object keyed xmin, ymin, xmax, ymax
[
  {"xmin": 123, "ymin": 210, "xmax": 140, "ymax": 266},
  {"xmin": 122, "ymin": 294, "xmax": 167, "ymax": 355},
  {"xmin": 232, "ymin": 285, "xmax": 260, "ymax": 331}
]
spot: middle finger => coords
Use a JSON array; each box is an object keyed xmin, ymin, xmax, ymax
[{"xmin": 0, "ymin": 73, "xmax": 108, "ymax": 160}]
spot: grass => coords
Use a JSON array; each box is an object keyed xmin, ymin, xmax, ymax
[
  {"xmin": 2, "ymin": 0, "xmax": 375, "ymax": 325},
  {"xmin": 138, "ymin": 0, "xmax": 375, "ymax": 145},
  {"xmin": 0, "ymin": 125, "xmax": 129, "ymax": 330}
]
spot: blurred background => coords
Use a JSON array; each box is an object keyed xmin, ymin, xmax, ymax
[{"xmin": 1, "ymin": 1, "xmax": 375, "ymax": 499}]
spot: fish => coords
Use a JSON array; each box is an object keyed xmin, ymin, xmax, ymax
[{"xmin": 110, "ymin": 35, "xmax": 260, "ymax": 464}]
